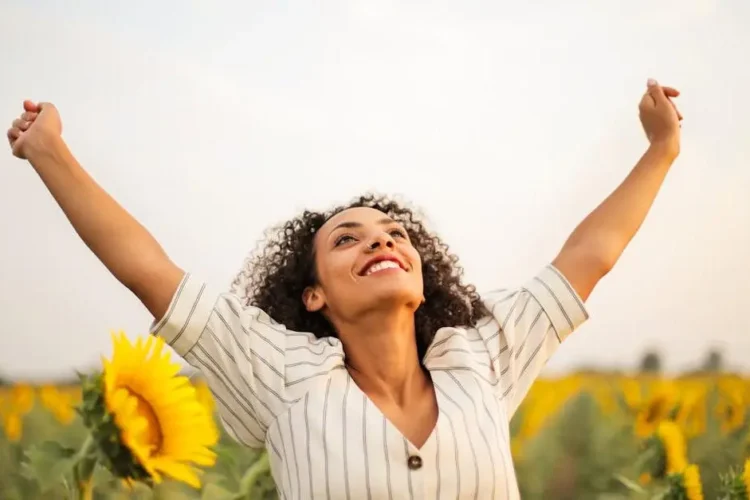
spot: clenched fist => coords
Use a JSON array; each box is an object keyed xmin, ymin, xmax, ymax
[
  {"xmin": 639, "ymin": 79, "xmax": 682, "ymax": 158},
  {"xmin": 7, "ymin": 100, "xmax": 63, "ymax": 161}
]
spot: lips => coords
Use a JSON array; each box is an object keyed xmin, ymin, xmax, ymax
[{"xmin": 359, "ymin": 255, "xmax": 407, "ymax": 276}]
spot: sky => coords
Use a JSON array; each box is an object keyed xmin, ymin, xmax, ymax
[{"xmin": 1, "ymin": 0, "xmax": 749, "ymax": 380}]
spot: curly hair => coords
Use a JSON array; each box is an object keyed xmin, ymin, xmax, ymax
[{"xmin": 231, "ymin": 194, "xmax": 489, "ymax": 361}]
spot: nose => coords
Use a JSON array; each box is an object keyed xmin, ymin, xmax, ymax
[{"xmin": 367, "ymin": 231, "xmax": 395, "ymax": 251}]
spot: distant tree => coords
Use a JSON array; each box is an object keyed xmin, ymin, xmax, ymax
[
  {"xmin": 639, "ymin": 350, "xmax": 662, "ymax": 373},
  {"xmin": 701, "ymin": 349, "xmax": 724, "ymax": 372}
]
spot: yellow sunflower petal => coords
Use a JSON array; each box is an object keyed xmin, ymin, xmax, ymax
[{"xmin": 151, "ymin": 459, "xmax": 202, "ymax": 488}]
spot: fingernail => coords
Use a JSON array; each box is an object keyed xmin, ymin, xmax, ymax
[{"xmin": 647, "ymin": 78, "xmax": 657, "ymax": 87}]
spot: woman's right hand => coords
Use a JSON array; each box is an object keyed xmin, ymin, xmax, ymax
[{"xmin": 7, "ymin": 100, "xmax": 63, "ymax": 161}]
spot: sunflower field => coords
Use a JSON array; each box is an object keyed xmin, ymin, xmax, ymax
[{"xmin": 2, "ymin": 363, "xmax": 750, "ymax": 498}]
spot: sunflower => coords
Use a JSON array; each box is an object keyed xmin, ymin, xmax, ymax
[
  {"xmin": 39, "ymin": 385, "xmax": 76, "ymax": 425},
  {"xmin": 2, "ymin": 412, "xmax": 23, "ymax": 442},
  {"xmin": 635, "ymin": 382, "xmax": 678, "ymax": 438},
  {"xmin": 715, "ymin": 389, "xmax": 746, "ymax": 434},
  {"xmin": 663, "ymin": 464, "xmax": 702, "ymax": 500},
  {"xmin": 674, "ymin": 389, "xmax": 706, "ymax": 438},
  {"xmin": 657, "ymin": 421, "xmax": 688, "ymax": 476},
  {"xmin": 621, "ymin": 378, "xmax": 643, "ymax": 412},
  {"xmin": 682, "ymin": 464, "xmax": 703, "ymax": 500},
  {"xmin": 78, "ymin": 332, "xmax": 218, "ymax": 489},
  {"xmin": 0, "ymin": 383, "xmax": 35, "ymax": 442},
  {"xmin": 194, "ymin": 380, "xmax": 216, "ymax": 416}
]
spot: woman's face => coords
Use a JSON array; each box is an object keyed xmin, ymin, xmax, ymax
[{"xmin": 303, "ymin": 207, "xmax": 424, "ymax": 320}]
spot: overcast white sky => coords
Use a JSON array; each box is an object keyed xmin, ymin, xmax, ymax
[{"xmin": 1, "ymin": 1, "xmax": 749, "ymax": 380}]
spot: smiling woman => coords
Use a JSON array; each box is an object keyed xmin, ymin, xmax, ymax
[
  {"xmin": 232, "ymin": 196, "xmax": 488, "ymax": 364},
  {"xmin": 7, "ymin": 77, "xmax": 683, "ymax": 499}
]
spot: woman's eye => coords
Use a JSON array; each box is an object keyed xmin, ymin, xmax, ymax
[
  {"xmin": 390, "ymin": 229, "xmax": 407, "ymax": 239},
  {"xmin": 334, "ymin": 235, "xmax": 356, "ymax": 246}
]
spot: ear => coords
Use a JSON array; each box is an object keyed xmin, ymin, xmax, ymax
[{"xmin": 302, "ymin": 286, "xmax": 326, "ymax": 312}]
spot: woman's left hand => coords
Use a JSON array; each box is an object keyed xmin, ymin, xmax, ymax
[{"xmin": 639, "ymin": 78, "xmax": 682, "ymax": 159}]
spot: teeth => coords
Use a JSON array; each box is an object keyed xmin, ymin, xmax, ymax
[{"xmin": 365, "ymin": 260, "xmax": 401, "ymax": 275}]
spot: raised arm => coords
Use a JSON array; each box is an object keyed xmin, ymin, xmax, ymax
[
  {"xmin": 7, "ymin": 101, "xmax": 183, "ymax": 319},
  {"xmin": 552, "ymin": 79, "xmax": 683, "ymax": 301}
]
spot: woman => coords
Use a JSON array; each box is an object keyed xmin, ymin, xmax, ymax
[{"xmin": 6, "ymin": 79, "xmax": 682, "ymax": 499}]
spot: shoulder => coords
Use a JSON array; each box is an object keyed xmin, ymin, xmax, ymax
[{"xmin": 478, "ymin": 264, "xmax": 589, "ymax": 341}]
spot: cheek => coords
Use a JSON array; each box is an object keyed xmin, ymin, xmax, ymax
[
  {"xmin": 318, "ymin": 252, "xmax": 355, "ymax": 286},
  {"xmin": 406, "ymin": 246, "xmax": 422, "ymax": 272}
]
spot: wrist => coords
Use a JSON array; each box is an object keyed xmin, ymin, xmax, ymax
[
  {"xmin": 648, "ymin": 136, "xmax": 680, "ymax": 162},
  {"xmin": 26, "ymin": 135, "xmax": 69, "ymax": 168}
]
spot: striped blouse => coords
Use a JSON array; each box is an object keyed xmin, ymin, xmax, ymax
[{"xmin": 151, "ymin": 264, "xmax": 588, "ymax": 499}]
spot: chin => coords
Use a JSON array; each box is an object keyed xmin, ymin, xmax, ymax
[{"xmin": 364, "ymin": 283, "xmax": 423, "ymax": 310}]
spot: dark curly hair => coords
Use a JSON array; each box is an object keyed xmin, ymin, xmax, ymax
[{"xmin": 231, "ymin": 194, "xmax": 489, "ymax": 361}]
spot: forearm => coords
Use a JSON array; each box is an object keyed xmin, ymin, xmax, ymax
[
  {"xmin": 27, "ymin": 138, "xmax": 183, "ymax": 316},
  {"xmin": 561, "ymin": 142, "xmax": 677, "ymax": 270}
]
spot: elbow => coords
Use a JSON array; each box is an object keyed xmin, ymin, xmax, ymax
[
  {"xmin": 126, "ymin": 260, "xmax": 185, "ymax": 320},
  {"xmin": 553, "ymin": 242, "xmax": 619, "ymax": 301},
  {"xmin": 563, "ymin": 233, "xmax": 626, "ymax": 277}
]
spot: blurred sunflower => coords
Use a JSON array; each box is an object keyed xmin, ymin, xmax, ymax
[
  {"xmin": 635, "ymin": 383, "xmax": 678, "ymax": 438},
  {"xmin": 657, "ymin": 421, "xmax": 688, "ymax": 476},
  {"xmin": 2, "ymin": 412, "xmax": 23, "ymax": 442},
  {"xmin": 663, "ymin": 464, "xmax": 702, "ymax": 500},
  {"xmin": 682, "ymin": 464, "xmax": 703, "ymax": 500},
  {"xmin": 715, "ymin": 389, "xmax": 746, "ymax": 434},
  {"xmin": 0, "ymin": 383, "xmax": 35, "ymax": 442},
  {"xmin": 674, "ymin": 388, "xmax": 706, "ymax": 438},
  {"xmin": 510, "ymin": 437, "xmax": 524, "ymax": 460},
  {"xmin": 621, "ymin": 378, "xmax": 643, "ymax": 412},
  {"xmin": 77, "ymin": 332, "xmax": 219, "ymax": 488},
  {"xmin": 39, "ymin": 385, "xmax": 76, "ymax": 425}
]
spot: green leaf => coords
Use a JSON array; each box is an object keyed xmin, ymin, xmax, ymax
[{"xmin": 21, "ymin": 440, "xmax": 77, "ymax": 492}]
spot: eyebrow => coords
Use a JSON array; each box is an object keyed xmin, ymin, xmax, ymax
[{"xmin": 331, "ymin": 217, "xmax": 395, "ymax": 232}]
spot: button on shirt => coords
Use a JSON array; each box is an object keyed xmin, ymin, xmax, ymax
[{"xmin": 151, "ymin": 264, "xmax": 588, "ymax": 499}]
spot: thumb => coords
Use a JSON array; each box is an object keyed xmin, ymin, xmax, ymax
[
  {"xmin": 23, "ymin": 100, "xmax": 40, "ymax": 112},
  {"xmin": 646, "ymin": 79, "xmax": 669, "ymax": 106}
]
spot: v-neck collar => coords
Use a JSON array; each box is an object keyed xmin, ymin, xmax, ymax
[{"xmin": 344, "ymin": 370, "xmax": 442, "ymax": 452}]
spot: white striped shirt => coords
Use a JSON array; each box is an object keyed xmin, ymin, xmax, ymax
[{"xmin": 151, "ymin": 264, "xmax": 588, "ymax": 499}]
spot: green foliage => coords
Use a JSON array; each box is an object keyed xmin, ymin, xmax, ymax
[
  {"xmin": 20, "ymin": 440, "xmax": 77, "ymax": 493},
  {"xmin": 78, "ymin": 372, "xmax": 151, "ymax": 483},
  {"xmin": 717, "ymin": 466, "xmax": 749, "ymax": 500},
  {"xmin": 516, "ymin": 392, "xmax": 642, "ymax": 500}
]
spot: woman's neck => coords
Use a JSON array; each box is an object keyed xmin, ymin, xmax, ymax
[{"xmin": 335, "ymin": 308, "xmax": 426, "ymax": 407}]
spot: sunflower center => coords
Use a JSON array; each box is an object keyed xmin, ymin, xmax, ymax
[
  {"xmin": 645, "ymin": 399, "xmax": 666, "ymax": 423},
  {"xmin": 131, "ymin": 392, "xmax": 163, "ymax": 452}
]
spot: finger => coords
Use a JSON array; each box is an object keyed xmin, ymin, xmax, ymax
[
  {"xmin": 639, "ymin": 91, "xmax": 655, "ymax": 109},
  {"xmin": 646, "ymin": 79, "xmax": 672, "ymax": 106},
  {"xmin": 662, "ymin": 86, "xmax": 680, "ymax": 98},
  {"xmin": 11, "ymin": 118, "xmax": 31, "ymax": 131},
  {"xmin": 23, "ymin": 100, "xmax": 40, "ymax": 113},
  {"xmin": 670, "ymin": 100, "xmax": 683, "ymax": 121},
  {"xmin": 7, "ymin": 127, "xmax": 21, "ymax": 143},
  {"xmin": 21, "ymin": 112, "xmax": 38, "ymax": 122}
]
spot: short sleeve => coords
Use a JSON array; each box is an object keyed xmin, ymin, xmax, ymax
[
  {"xmin": 477, "ymin": 264, "xmax": 589, "ymax": 417},
  {"xmin": 150, "ymin": 273, "xmax": 345, "ymax": 448}
]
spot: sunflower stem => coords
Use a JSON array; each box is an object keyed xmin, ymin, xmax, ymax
[
  {"xmin": 72, "ymin": 434, "xmax": 99, "ymax": 500},
  {"xmin": 236, "ymin": 452, "xmax": 270, "ymax": 498}
]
